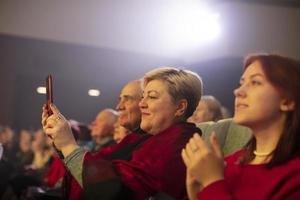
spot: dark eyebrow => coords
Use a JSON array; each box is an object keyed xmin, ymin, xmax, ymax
[{"xmin": 249, "ymin": 73, "xmax": 264, "ymax": 79}]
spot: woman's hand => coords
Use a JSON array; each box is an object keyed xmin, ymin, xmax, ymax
[
  {"xmin": 182, "ymin": 132, "xmax": 225, "ymax": 190},
  {"xmin": 185, "ymin": 171, "xmax": 202, "ymax": 200},
  {"xmin": 42, "ymin": 104, "xmax": 79, "ymax": 157}
]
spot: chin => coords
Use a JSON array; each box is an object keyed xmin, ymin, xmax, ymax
[
  {"xmin": 233, "ymin": 115, "xmax": 252, "ymax": 128},
  {"xmin": 233, "ymin": 114, "xmax": 246, "ymax": 125},
  {"xmin": 140, "ymin": 123, "xmax": 150, "ymax": 133}
]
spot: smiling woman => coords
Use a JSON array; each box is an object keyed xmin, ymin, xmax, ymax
[
  {"xmin": 42, "ymin": 67, "xmax": 203, "ymax": 199},
  {"xmin": 140, "ymin": 67, "xmax": 202, "ymax": 135}
]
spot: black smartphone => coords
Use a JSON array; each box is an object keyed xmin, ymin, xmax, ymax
[{"xmin": 46, "ymin": 74, "xmax": 53, "ymax": 115}]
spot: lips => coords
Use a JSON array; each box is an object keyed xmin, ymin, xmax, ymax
[
  {"xmin": 235, "ymin": 103, "xmax": 248, "ymax": 109},
  {"xmin": 141, "ymin": 112, "xmax": 150, "ymax": 116}
]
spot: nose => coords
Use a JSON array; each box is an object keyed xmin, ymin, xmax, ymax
[
  {"xmin": 139, "ymin": 97, "xmax": 147, "ymax": 109},
  {"xmin": 116, "ymin": 99, "xmax": 124, "ymax": 111},
  {"xmin": 233, "ymin": 84, "xmax": 246, "ymax": 98}
]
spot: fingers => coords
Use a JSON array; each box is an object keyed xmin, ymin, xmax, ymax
[
  {"xmin": 49, "ymin": 104, "xmax": 60, "ymax": 115},
  {"xmin": 42, "ymin": 104, "xmax": 49, "ymax": 126},
  {"xmin": 192, "ymin": 133, "xmax": 209, "ymax": 152},
  {"xmin": 210, "ymin": 132, "xmax": 223, "ymax": 159},
  {"xmin": 43, "ymin": 127, "xmax": 56, "ymax": 138},
  {"xmin": 181, "ymin": 149, "xmax": 190, "ymax": 167},
  {"xmin": 185, "ymin": 141, "xmax": 195, "ymax": 158}
]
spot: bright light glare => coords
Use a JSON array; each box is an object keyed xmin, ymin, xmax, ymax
[
  {"xmin": 37, "ymin": 86, "xmax": 46, "ymax": 94},
  {"xmin": 163, "ymin": 2, "xmax": 221, "ymax": 49},
  {"xmin": 88, "ymin": 89, "xmax": 100, "ymax": 97}
]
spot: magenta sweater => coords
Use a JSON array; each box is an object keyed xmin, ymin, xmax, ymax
[{"xmin": 198, "ymin": 151, "xmax": 300, "ymax": 200}]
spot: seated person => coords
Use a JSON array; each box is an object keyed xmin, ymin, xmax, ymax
[
  {"xmin": 42, "ymin": 67, "xmax": 203, "ymax": 199},
  {"xmin": 87, "ymin": 109, "xmax": 118, "ymax": 152},
  {"xmin": 182, "ymin": 54, "xmax": 300, "ymax": 200},
  {"xmin": 188, "ymin": 95, "xmax": 224, "ymax": 123},
  {"xmin": 113, "ymin": 119, "xmax": 130, "ymax": 143},
  {"xmin": 65, "ymin": 80, "xmax": 145, "ymax": 200},
  {"xmin": 15, "ymin": 129, "xmax": 34, "ymax": 172},
  {"xmin": 30, "ymin": 129, "xmax": 54, "ymax": 171}
]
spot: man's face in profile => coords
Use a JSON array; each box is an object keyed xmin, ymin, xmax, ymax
[{"xmin": 117, "ymin": 81, "xmax": 142, "ymax": 131}]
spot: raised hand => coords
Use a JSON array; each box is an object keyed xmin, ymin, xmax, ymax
[
  {"xmin": 42, "ymin": 104, "xmax": 79, "ymax": 157},
  {"xmin": 182, "ymin": 132, "xmax": 225, "ymax": 190}
]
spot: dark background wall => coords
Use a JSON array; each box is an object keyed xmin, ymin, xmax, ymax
[
  {"xmin": 0, "ymin": 34, "xmax": 242, "ymax": 130},
  {"xmin": 0, "ymin": 34, "xmax": 183, "ymax": 130},
  {"xmin": 1, "ymin": 1, "xmax": 299, "ymax": 131}
]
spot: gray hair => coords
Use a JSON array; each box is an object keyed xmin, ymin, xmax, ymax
[{"xmin": 201, "ymin": 95, "xmax": 224, "ymax": 121}]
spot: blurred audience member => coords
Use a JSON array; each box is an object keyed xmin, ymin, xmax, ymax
[
  {"xmin": 69, "ymin": 120, "xmax": 92, "ymax": 147},
  {"xmin": 188, "ymin": 95, "xmax": 223, "ymax": 123},
  {"xmin": 113, "ymin": 119, "xmax": 130, "ymax": 143},
  {"xmin": 0, "ymin": 126, "xmax": 18, "ymax": 162},
  {"xmin": 15, "ymin": 129, "xmax": 34, "ymax": 171},
  {"xmin": 87, "ymin": 109, "xmax": 118, "ymax": 152},
  {"xmin": 221, "ymin": 106, "xmax": 232, "ymax": 118},
  {"xmin": 31, "ymin": 129, "xmax": 54, "ymax": 170}
]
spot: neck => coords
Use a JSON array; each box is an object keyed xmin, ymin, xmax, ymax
[{"xmin": 250, "ymin": 114, "xmax": 286, "ymax": 163}]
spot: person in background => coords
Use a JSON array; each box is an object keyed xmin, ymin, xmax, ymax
[
  {"xmin": 15, "ymin": 129, "xmax": 34, "ymax": 171},
  {"xmin": 188, "ymin": 95, "xmax": 224, "ymax": 123},
  {"xmin": 0, "ymin": 126, "xmax": 18, "ymax": 163},
  {"xmin": 182, "ymin": 54, "xmax": 300, "ymax": 200},
  {"xmin": 76, "ymin": 122, "xmax": 92, "ymax": 147},
  {"xmin": 42, "ymin": 67, "xmax": 203, "ymax": 200},
  {"xmin": 113, "ymin": 119, "xmax": 130, "ymax": 143},
  {"xmin": 31, "ymin": 129, "xmax": 54, "ymax": 170},
  {"xmin": 221, "ymin": 106, "xmax": 232, "ymax": 119},
  {"xmin": 0, "ymin": 126, "xmax": 15, "ymax": 199},
  {"xmin": 87, "ymin": 109, "xmax": 118, "ymax": 152}
]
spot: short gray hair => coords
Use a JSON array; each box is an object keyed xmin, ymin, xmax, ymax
[{"xmin": 143, "ymin": 67, "xmax": 203, "ymax": 119}]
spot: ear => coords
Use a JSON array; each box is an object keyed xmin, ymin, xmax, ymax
[
  {"xmin": 175, "ymin": 99, "xmax": 188, "ymax": 117},
  {"xmin": 280, "ymin": 99, "xmax": 295, "ymax": 112}
]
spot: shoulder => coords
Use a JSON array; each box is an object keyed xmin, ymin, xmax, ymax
[
  {"xmin": 150, "ymin": 122, "xmax": 201, "ymax": 147},
  {"xmin": 224, "ymin": 150, "xmax": 243, "ymax": 165},
  {"xmin": 167, "ymin": 122, "xmax": 201, "ymax": 136},
  {"xmin": 120, "ymin": 133, "xmax": 148, "ymax": 144}
]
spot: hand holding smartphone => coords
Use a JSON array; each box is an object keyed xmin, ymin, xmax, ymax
[{"xmin": 46, "ymin": 74, "xmax": 53, "ymax": 115}]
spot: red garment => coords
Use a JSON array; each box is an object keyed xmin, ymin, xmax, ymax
[
  {"xmin": 45, "ymin": 154, "xmax": 84, "ymax": 200},
  {"xmin": 198, "ymin": 150, "xmax": 300, "ymax": 200},
  {"xmin": 83, "ymin": 122, "xmax": 200, "ymax": 199},
  {"xmin": 45, "ymin": 155, "xmax": 65, "ymax": 187},
  {"xmin": 66, "ymin": 132, "xmax": 149, "ymax": 200}
]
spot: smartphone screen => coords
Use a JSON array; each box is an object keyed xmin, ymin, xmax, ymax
[{"xmin": 46, "ymin": 74, "xmax": 53, "ymax": 115}]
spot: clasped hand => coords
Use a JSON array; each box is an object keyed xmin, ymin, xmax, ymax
[{"xmin": 182, "ymin": 133, "xmax": 225, "ymax": 190}]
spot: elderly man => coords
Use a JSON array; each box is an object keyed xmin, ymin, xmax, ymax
[
  {"xmin": 116, "ymin": 80, "xmax": 144, "ymax": 134},
  {"xmin": 88, "ymin": 109, "xmax": 118, "ymax": 152},
  {"xmin": 43, "ymin": 79, "xmax": 145, "ymax": 200}
]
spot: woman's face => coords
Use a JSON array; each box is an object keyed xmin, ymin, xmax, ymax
[
  {"xmin": 233, "ymin": 61, "xmax": 286, "ymax": 128},
  {"xmin": 139, "ymin": 80, "xmax": 180, "ymax": 135}
]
